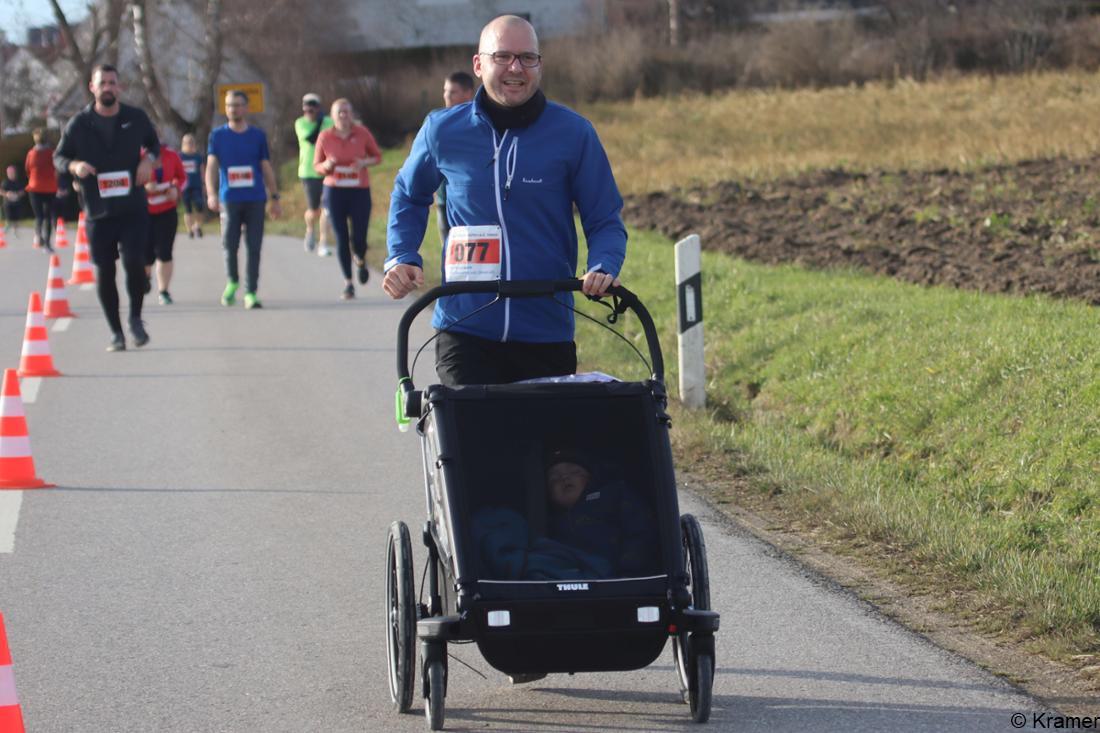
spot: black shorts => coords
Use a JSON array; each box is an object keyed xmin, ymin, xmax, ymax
[
  {"xmin": 86, "ymin": 209, "xmax": 150, "ymax": 268},
  {"xmin": 147, "ymin": 209, "xmax": 178, "ymax": 264},
  {"xmin": 301, "ymin": 178, "xmax": 323, "ymax": 210},
  {"xmin": 182, "ymin": 187, "xmax": 204, "ymax": 213},
  {"xmin": 434, "ymin": 330, "xmax": 577, "ymax": 386}
]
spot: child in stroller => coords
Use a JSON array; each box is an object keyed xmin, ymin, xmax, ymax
[{"xmin": 472, "ymin": 446, "xmax": 658, "ymax": 581}]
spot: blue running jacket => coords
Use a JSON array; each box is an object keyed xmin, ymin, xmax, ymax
[{"xmin": 386, "ymin": 89, "xmax": 627, "ymax": 343}]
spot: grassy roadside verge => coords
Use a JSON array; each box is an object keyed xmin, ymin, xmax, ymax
[{"xmin": 579, "ymin": 227, "xmax": 1100, "ymax": 663}]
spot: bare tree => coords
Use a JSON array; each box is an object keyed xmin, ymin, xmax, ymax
[
  {"xmin": 49, "ymin": 0, "xmax": 126, "ymax": 95},
  {"xmin": 129, "ymin": 0, "xmax": 223, "ymax": 141}
]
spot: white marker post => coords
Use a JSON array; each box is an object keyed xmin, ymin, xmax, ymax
[{"xmin": 676, "ymin": 234, "xmax": 705, "ymax": 408}]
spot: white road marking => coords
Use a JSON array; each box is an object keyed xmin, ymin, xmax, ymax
[
  {"xmin": 0, "ymin": 491, "xmax": 23, "ymax": 553},
  {"xmin": 80, "ymin": 284, "xmax": 94, "ymax": 291},
  {"xmin": 20, "ymin": 378, "xmax": 41, "ymax": 404},
  {"xmin": 52, "ymin": 318, "xmax": 72, "ymax": 332}
]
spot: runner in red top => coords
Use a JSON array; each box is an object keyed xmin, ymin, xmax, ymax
[
  {"xmin": 24, "ymin": 128, "xmax": 58, "ymax": 250},
  {"xmin": 313, "ymin": 99, "xmax": 382, "ymax": 299},
  {"xmin": 144, "ymin": 142, "xmax": 187, "ymax": 304}
]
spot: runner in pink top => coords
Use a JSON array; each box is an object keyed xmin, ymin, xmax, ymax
[{"xmin": 313, "ymin": 99, "xmax": 382, "ymax": 299}]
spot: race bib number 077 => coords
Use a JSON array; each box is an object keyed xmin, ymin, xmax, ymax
[{"xmin": 445, "ymin": 225, "xmax": 502, "ymax": 282}]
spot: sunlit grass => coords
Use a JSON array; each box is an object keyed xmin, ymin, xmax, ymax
[
  {"xmin": 581, "ymin": 71, "xmax": 1100, "ymax": 194},
  {"xmin": 581, "ymin": 228, "xmax": 1100, "ymax": 657}
]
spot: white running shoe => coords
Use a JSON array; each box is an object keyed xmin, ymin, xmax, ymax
[
  {"xmin": 303, "ymin": 230, "xmax": 316, "ymax": 252},
  {"xmin": 317, "ymin": 244, "xmax": 333, "ymax": 257}
]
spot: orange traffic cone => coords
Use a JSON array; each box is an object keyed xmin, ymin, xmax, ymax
[
  {"xmin": 43, "ymin": 255, "xmax": 75, "ymax": 319},
  {"xmin": 0, "ymin": 225, "xmax": 7, "ymax": 249},
  {"xmin": 0, "ymin": 613, "xmax": 27, "ymax": 732},
  {"xmin": 0, "ymin": 369, "xmax": 53, "ymax": 489},
  {"xmin": 68, "ymin": 236, "xmax": 95, "ymax": 285},
  {"xmin": 76, "ymin": 211, "xmax": 88, "ymax": 246},
  {"xmin": 55, "ymin": 217, "xmax": 69, "ymax": 248},
  {"xmin": 17, "ymin": 293, "xmax": 61, "ymax": 378}
]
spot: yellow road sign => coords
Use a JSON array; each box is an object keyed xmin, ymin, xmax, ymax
[{"xmin": 216, "ymin": 83, "xmax": 265, "ymax": 114}]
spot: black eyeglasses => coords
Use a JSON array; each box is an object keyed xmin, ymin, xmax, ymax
[{"xmin": 479, "ymin": 51, "xmax": 542, "ymax": 68}]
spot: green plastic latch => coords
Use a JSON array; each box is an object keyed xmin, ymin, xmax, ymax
[{"xmin": 395, "ymin": 378, "xmax": 412, "ymax": 432}]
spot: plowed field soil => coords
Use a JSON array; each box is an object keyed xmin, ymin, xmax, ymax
[{"xmin": 623, "ymin": 156, "xmax": 1100, "ymax": 304}]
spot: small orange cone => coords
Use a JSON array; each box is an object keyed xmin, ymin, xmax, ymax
[
  {"xmin": 43, "ymin": 255, "xmax": 75, "ymax": 319},
  {"xmin": 0, "ymin": 613, "xmax": 28, "ymax": 732},
  {"xmin": 17, "ymin": 293, "xmax": 61, "ymax": 378},
  {"xmin": 76, "ymin": 211, "xmax": 89, "ymax": 246},
  {"xmin": 0, "ymin": 225, "xmax": 7, "ymax": 249},
  {"xmin": 68, "ymin": 236, "xmax": 95, "ymax": 286},
  {"xmin": 55, "ymin": 217, "xmax": 68, "ymax": 248},
  {"xmin": 0, "ymin": 369, "xmax": 53, "ymax": 489}
]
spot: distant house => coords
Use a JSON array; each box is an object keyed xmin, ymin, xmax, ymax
[{"xmin": 0, "ymin": 43, "xmax": 70, "ymax": 134}]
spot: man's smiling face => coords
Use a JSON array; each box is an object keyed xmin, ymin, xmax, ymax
[{"xmin": 473, "ymin": 18, "xmax": 541, "ymax": 108}]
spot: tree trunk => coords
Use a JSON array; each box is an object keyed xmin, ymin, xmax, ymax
[
  {"xmin": 669, "ymin": 0, "xmax": 682, "ymax": 47},
  {"xmin": 104, "ymin": 0, "xmax": 126, "ymax": 68},
  {"xmin": 130, "ymin": 0, "xmax": 191, "ymax": 135},
  {"xmin": 48, "ymin": 0, "xmax": 92, "ymax": 95},
  {"xmin": 192, "ymin": 0, "xmax": 224, "ymax": 144},
  {"xmin": 129, "ymin": 0, "xmax": 223, "ymax": 142}
]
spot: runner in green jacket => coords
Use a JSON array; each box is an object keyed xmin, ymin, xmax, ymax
[{"xmin": 295, "ymin": 93, "xmax": 334, "ymax": 255}]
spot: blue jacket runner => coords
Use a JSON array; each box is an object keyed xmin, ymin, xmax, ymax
[{"xmin": 386, "ymin": 88, "xmax": 627, "ymax": 343}]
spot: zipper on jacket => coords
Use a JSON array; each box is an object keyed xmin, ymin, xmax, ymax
[{"xmin": 491, "ymin": 129, "xmax": 514, "ymax": 342}]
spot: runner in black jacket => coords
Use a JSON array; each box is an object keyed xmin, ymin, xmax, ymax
[{"xmin": 55, "ymin": 64, "xmax": 159, "ymax": 352}]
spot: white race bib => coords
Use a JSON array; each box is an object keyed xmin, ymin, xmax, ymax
[
  {"xmin": 97, "ymin": 170, "xmax": 131, "ymax": 198},
  {"xmin": 445, "ymin": 225, "xmax": 502, "ymax": 282},
  {"xmin": 147, "ymin": 181, "xmax": 172, "ymax": 207},
  {"xmin": 333, "ymin": 166, "xmax": 359, "ymax": 188},
  {"xmin": 182, "ymin": 159, "xmax": 197, "ymax": 174},
  {"xmin": 226, "ymin": 165, "xmax": 255, "ymax": 188}
]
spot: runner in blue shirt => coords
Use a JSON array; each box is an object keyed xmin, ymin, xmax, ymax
[
  {"xmin": 179, "ymin": 133, "xmax": 205, "ymax": 238},
  {"xmin": 205, "ymin": 89, "xmax": 282, "ymax": 309}
]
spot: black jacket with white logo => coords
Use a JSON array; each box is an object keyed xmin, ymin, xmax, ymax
[{"xmin": 54, "ymin": 102, "xmax": 160, "ymax": 220}]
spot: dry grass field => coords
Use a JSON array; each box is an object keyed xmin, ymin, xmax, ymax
[{"xmin": 584, "ymin": 70, "xmax": 1100, "ymax": 193}]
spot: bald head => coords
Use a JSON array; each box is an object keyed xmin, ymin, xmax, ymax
[
  {"xmin": 474, "ymin": 15, "xmax": 542, "ymax": 107},
  {"xmin": 480, "ymin": 15, "xmax": 539, "ymax": 53}
]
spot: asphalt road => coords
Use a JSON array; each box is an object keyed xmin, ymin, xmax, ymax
[{"xmin": 0, "ymin": 228, "xmax": 1046, "ymax": 732}]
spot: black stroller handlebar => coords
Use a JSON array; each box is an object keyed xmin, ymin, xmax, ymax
[{"xmin": 396, "ymin": 279, "xmax": 666, "ymax": 394}]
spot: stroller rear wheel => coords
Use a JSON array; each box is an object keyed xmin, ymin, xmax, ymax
[
  {"xmin": 385, "ymin": 521, "xmax": 417, "ymax": 713},
  {"xmin": 673, "ymin": 514, "xmax": 712, "ymax": 707}
]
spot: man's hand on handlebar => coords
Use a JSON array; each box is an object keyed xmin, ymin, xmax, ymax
[
  {"xmin": 581, "ymin": 270, "xmax": 621, "ymax": 297},
  {"xmin": 383, "ymin": 263, "xmax": 425, "ymax": 299}
]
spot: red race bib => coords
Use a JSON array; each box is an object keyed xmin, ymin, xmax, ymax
[
  {"xmin": 97, "ymin": 170, "xmax": 131, "ymax": 198},
  {"xmin": 445, "ymin": 225, "xmax": 502, "ymax": 282}
]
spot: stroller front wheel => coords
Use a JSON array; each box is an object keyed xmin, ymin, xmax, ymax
[
  {"xmin": 425, "ymin": 658, "xmax": 446, "ymax": 730},
  {"xmin": 385, "ymin": 521, "xmax": 416, "ymax": 712},
  {"xmin": 690, "ymin": 650, "xmax": 714, "ymax": 723}
]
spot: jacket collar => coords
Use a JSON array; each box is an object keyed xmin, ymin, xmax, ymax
[{"xmin": 468, "ymin": 86, "xmax": 548, "ymax": 132}]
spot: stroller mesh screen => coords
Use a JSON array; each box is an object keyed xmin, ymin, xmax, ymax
[{"xmin": 450, "ymin": 392, "xmax": 666, "ymax": 582}]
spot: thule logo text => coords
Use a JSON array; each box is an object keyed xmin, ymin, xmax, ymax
[{"xmin": 556, "ymin": 582, "xmax": 589, "ymax": 591}]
